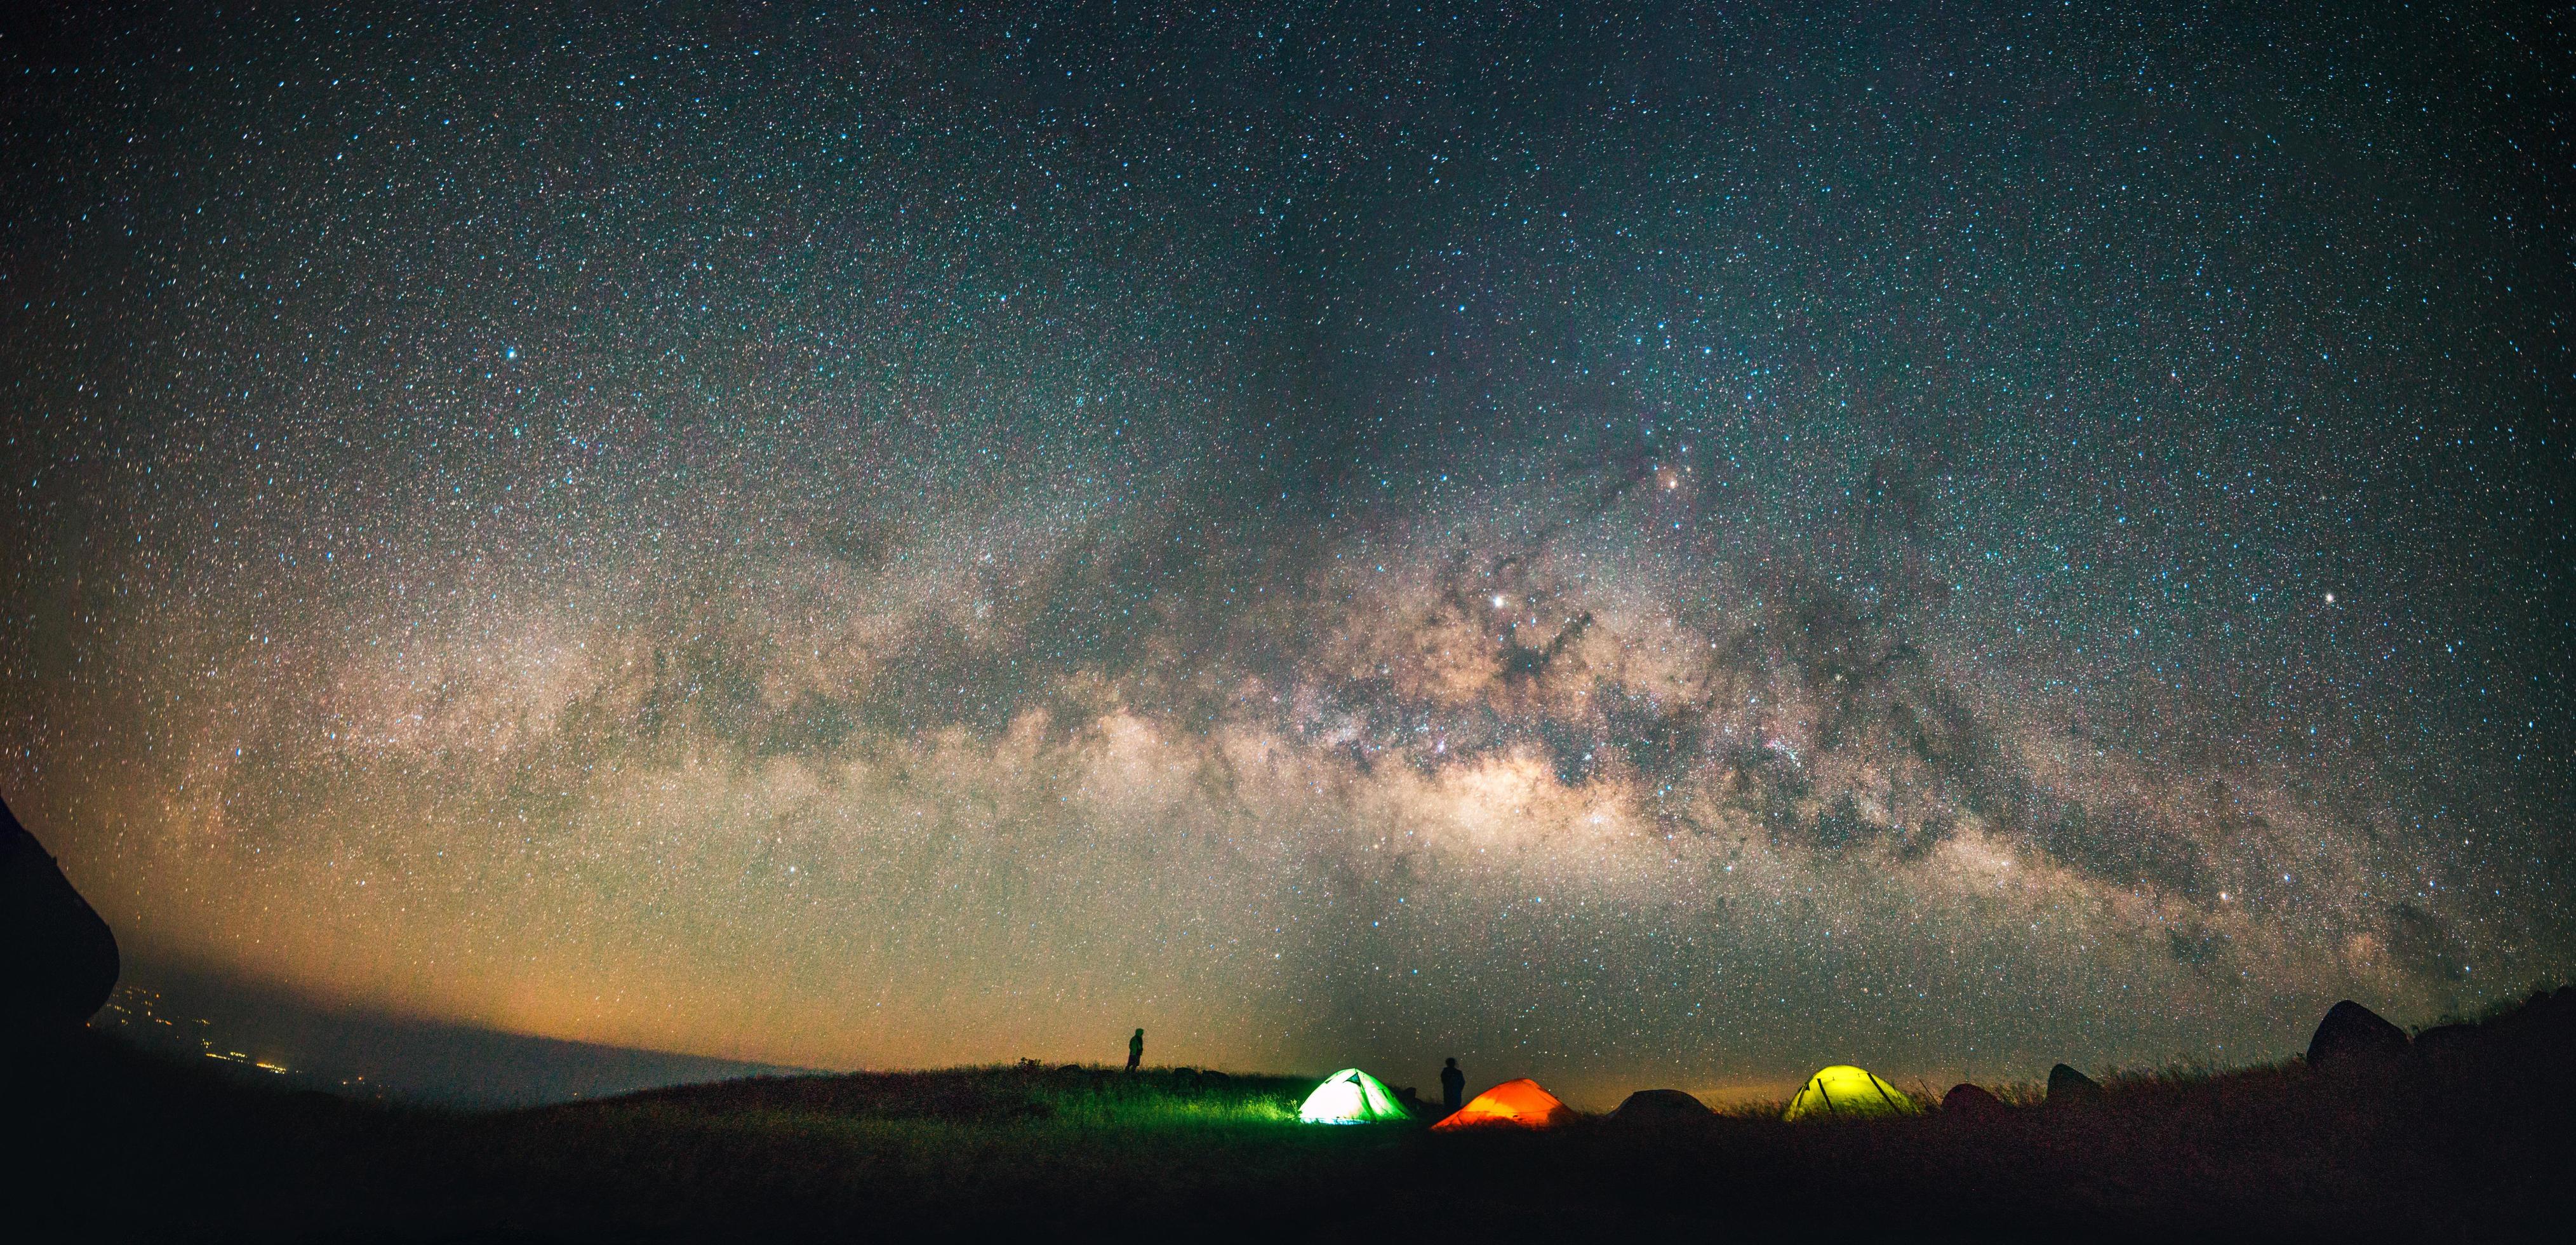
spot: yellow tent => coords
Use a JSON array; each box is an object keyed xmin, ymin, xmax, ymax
[{"xmin": 1782, "ymin": 1065, "xmax": 1918, "ymax": 1121}]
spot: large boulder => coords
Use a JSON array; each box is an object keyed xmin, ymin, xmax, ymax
[
  {"xmin": 1608, "ymin": 1088, "xmax": 1714, "ymax": 1125},
  {"xmin": 1942, "ymin": 1082, "xmax": 2008, "ymax": 1118},
  {"xmin": 1, "ymin": 795, "xmax": 121, "ymax": 1035},
  {"xmin": 2307, "ymin": 1000, "xmax": 2408, "ymax": 1073},
  {"xmin": 2045, "ymin": 1063, "xmax": 2102, "ymax": 1107}
]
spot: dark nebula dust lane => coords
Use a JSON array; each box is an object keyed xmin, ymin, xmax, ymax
[{"xmin": 2, "ymin": 2, "xmax": 2568, "ymax": 1101}]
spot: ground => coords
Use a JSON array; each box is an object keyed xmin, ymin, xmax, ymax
[{"xmin": 11, "ymin": 990, "xmax": 2573, "ymax": 1241}]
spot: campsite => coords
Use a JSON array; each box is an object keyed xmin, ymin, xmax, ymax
[
  {"xmin": 4, "ymin": 4, "xmax": 2568, "ymax": 1241},
  {"xmin": 15, "ymin": 988, "xmax": 2575, "ymax": 1241}
]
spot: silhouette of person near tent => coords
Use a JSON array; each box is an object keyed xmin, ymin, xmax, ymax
[
  {"xmin": 1126, "ymin": 1028, "xmax": 1144, "ymax": 1072},
  {"xmin": 1440, "ymin": 1057, "xmax": 1465, "ymax": 1110}
]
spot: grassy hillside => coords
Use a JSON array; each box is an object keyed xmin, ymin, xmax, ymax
[{"xmin": 14, "ymin": 988, "xmax": 2574, "ymax": 1241}]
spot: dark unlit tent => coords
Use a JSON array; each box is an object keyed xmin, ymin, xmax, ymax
[{"xmin": 1608, "ymin": 1088, "xmax": 1712, "ymax": 1124}]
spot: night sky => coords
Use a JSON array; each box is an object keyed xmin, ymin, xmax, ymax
[{"xmin": 3, "ymin": 3, "xmax": 2568, "ymax": 1103}]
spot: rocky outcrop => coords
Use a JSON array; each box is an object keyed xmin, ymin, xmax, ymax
[
  {"xmin": 1, "ymin": 795, "xmax": 120, "ymax": 1036},
  {"xmin": 2410, "ymin": 1023, "xmax": 2480, "ymax": 1069},
  {"xmin": 2486, "ymin": 987, "xmax": 2576, "ymax": 1053},
  {"xmin": 2409, "ymin": 990, "xmax": 2576, "ymax": 1077}
]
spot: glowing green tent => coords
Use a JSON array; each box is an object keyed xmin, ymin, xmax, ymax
[
  {"xmin": 1299, "ymin": 1068, "xmax": 1411, "ymax": 1124},
  {"xmin": 1782, "ymin": 1065, "xmax": 1919, "ymax": 1121}
]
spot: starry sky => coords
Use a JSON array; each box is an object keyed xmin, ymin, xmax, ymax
[{"xmin": 3, "ymin": 2, "xmax": 2569, "ymax": 1102}]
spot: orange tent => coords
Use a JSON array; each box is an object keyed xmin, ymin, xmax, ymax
[{"xmin": 1431, "ymin": 1078, "xmax": 1573, "ymax": 1131}]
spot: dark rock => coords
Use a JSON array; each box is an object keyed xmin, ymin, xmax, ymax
[
  {"xmin": 1, "ymin": 795, "xmax": 121, "ymax": 1036},
  {"xmin": 1942, "ymin": 1082, "xmax": 2008, "ymax": 1117},
  {"xmin": 2528, "ymin": 989, "xmax": 2576, "ymax": 1042},
  {"xmin": 2307, "ymin": 1000, "xmax": 2409, "ymax": 1073},
  {"xmin": 2472, "ymin": 990, "xmax": 2576, "ymax": 1058},
  {"xmin": 1607, "ymin": 1088, "xmax": 1714, "ymax": 1125},
  {"xmin": 2045, "ymin": 1063, "xmax": 2102, "ymax": 1107},
  {"xmin": 2412, "ymin": 1023, "xmax": 2481, "ymax": 1068}
]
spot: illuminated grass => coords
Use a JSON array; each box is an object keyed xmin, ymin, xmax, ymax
[{"xmin": 584, "ymin": 1063, "xmax": 1321, "ymax": 1131}]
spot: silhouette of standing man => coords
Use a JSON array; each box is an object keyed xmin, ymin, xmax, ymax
[
  {"xmin": 1440, "ymin": 1057, "xmax": 1465, "ymax": 1110},
  {"xmin": 1126, "ymin": 1027, "xmax": 1144, "ymax": 1073}
]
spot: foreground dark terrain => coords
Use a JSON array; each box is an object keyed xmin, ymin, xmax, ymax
[{"xmin": 13, "ymin": 989, "xmax": 2575, "ymax": 1242}]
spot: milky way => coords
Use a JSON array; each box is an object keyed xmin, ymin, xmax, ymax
[{"xmin": 3, "ymin": 3, "xmax": 2568, "ymax": 1101}]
